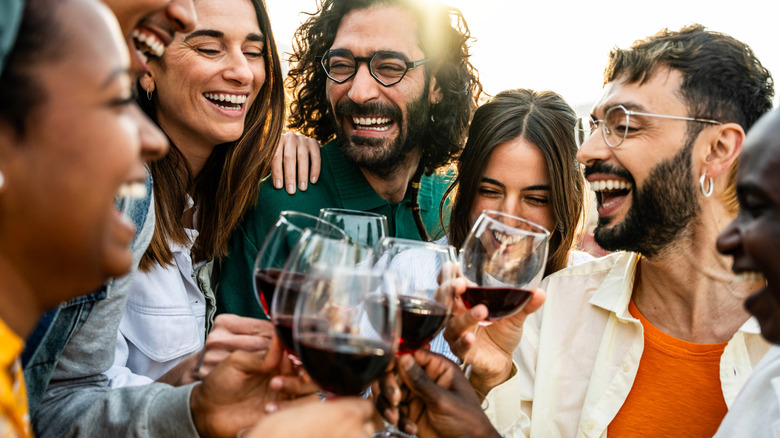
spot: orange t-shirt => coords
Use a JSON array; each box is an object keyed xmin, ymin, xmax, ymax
[{"xmin": 608, "ymin": 300, "xmax": 728, "ymax": 437}]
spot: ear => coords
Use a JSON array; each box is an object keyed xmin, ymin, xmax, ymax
[
  {"xmin": 702, "ymin": 122, "xmax": 744, "ymax": 178},
  {"xmin": 139, "ymin": 71, "xmax": 155, "ymax": 94},
  {"xmin": 428, "ymin": 74, "xmax": 443, "ymax": 105}
]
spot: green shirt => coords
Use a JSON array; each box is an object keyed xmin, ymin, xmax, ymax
[{"xmin": 217, "ymin": 141, "xmax": 453, "ymax": 319}]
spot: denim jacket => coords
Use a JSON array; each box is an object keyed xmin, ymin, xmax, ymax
[{"xmin": 21, "ymin": 171, "xmax": 202, "ymax": 437}]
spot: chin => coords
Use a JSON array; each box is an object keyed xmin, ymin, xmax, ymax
[{"xmin": 102, "ymin": 246, "xmax": 135, "ymax": 280}]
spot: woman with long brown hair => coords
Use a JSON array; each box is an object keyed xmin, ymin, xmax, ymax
[{"xmin": 106, "ymin": 0, "xmax": 287, "ymax": 384}]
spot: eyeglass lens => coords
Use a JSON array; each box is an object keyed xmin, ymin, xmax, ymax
[
  {"xmin": 322, "ymin": 50, "xmax": 410, "ymax": 86},
  {"xmin": 575, "ymin": 105, "xmax": 631, "ymax": 148}
]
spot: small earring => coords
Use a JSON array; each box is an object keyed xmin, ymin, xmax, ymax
[
  {"xmin": 699, "ymin": 172, "xmax": 713, "ymax": 197},
  {"xmin": 147, "ymin": 86, "xmax": 153, "ymax": 101},
  {"xmin": 430, "ymin": 114, "xmax": 436, "ymax": 123}
]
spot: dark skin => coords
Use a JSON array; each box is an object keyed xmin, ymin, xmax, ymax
[
  {"xmin": 717, "ymin": 109, "xmax": 780, "ymax": 344},
  {"xmin": 377, "ymin": 349, "xmax": 500, "ymax": 438}
]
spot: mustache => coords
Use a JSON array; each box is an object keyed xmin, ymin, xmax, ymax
[
  {"xmin": 584, "ymin": 162, "xmax": 635, "ymax": 186},
  {"xmin": 334, "ymin": 99, "xmax": 401, "ymax": 120}
]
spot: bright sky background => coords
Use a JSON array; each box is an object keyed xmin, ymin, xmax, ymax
[{"xmin": 265, "ymin": 0, "xmax": 778, "ymax": 114}]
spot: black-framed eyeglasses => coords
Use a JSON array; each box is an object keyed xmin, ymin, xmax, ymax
[
  {"xmin": 575, "ymin": 104, "xmax": 723, "ymax": 148},
  {"xmin": 316, "ymin": 49, "xmax": 428, "ymax": 87}
]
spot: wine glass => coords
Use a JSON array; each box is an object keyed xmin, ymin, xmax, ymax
[
  {"xmin": 271, "ymin": 231, "xmax": 374, "ymax": 355},
  {"xmin": 253, "ymin": 211, "xmax": 347, "ymax": 318},
  {"xmin": 318, "ymin": 208, "xmax": 389, "ymax": 249},
  {"xmin": 373, "ymin": 237, "xmax": 457, "ymax": 355},
  {"xmin": 293, "ymin": 265, "xmax": 399, "ymax": 398},
  {"xmin": 459, "ymin": 210, "xmax": 550, "ymax": 325}
]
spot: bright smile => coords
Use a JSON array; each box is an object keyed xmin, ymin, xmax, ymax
[
  {"xmin": 204, "ymin": 92, "xmax": 249, "ymax": 113},
  {"xmin": 588, "ymin": 177, "xmax": 633, "ymax": 217}
]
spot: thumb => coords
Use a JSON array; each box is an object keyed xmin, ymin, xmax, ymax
[{"xmin": 397, "ymin": 354, "xmax": 442, "ymax": 402}]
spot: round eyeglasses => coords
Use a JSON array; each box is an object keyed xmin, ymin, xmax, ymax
[
  {"xmin": 575, "ymin": 104, "xmax": 722, "ymax": 148},
  {"xmin": 317, "ymin": 49, "xmax": 428, "ymax": 87}
]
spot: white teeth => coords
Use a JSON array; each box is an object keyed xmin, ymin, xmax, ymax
[
  {"xmin": 204, "ymin": 92, "xmax": 247, "ymax": 104},
  {"xmin": 734, "ymin": 271, "xmax": 766, "ymax": 283},
  {"xmin": 589, "ymin": 179, "xmax": 631, "ymax": 192},
  {"xmin": 492, "ymin": 230, "xmax": 522, "ymax": 245},
  {"xmin": 352, "ymin": 116, "xmax": 392, "ymax": 130},
  {"xmin": 132, "ymin": 29, "xmax": 165, "ymax": 57},
  {"xmin": 117, "ymin": 182, "xmax": 147, "ymax": 200}
]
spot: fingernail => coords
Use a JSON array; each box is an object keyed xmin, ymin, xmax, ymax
[
  {"xmin": 311, "ymin": 176, "xmax": 318, "ymax": 184},
  {"xmin": 274, "ymin": 179, "xmax": 282, "ymax": 189},
  {"xmin": 299, "ymin": 181, "xmax": 307, "ymax": 191},
  {"xmin": 287, "ymin": 184, "xmax": 295, "ymax": 193},
  {"xmin": 270, "ymin": 377, "xmax": 282, "ymax": 390}
]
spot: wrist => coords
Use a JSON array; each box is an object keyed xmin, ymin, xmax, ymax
[
  {"xmin": 189, "ymin": 382, "xmax": 213, "ymax": 438},
  {"xmin": 469, "ymin": 358, "xmax": 514, "ymax": 398}
]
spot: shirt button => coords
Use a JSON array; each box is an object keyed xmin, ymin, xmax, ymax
[
  {"xmin": 584, "ymin": 419, "xmax": 595, "ymax": 430},
  {"xmin": 622, "ymin": 361, "xmax": 631, "ymax": 373}
]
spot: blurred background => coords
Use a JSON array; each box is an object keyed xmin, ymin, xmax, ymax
[{"xmin": 265, "ymin": 0, "xmax": 779, "ymax": 114}]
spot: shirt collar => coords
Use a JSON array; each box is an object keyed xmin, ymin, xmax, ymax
[{"xmin": 323, "ymin": 141, "xmax": 414, "ymax": 210}]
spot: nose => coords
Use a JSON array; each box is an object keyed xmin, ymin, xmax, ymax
[
  {"xmin": 167, "ymin": 0, "xmax": 197, "ymax": 33},
  {"xmin": 346, "ymin": 63, "xmax": 380, "ymax": 104},
  {"xmin": 716, "ymin": 218, "xmax": 741, "ymax": 257},
  {"xmin": 576, "ymin": 129, "xmax": 613, "ymax": 168},
  {"xmin": 501, "ymin": 196, "xmax": 522, "ymax": 219},
  {"xmin": 222, "ymin": 51, "xmax": 254, "ymax": 85},
  {"xmin": 132, "ymin": 105, "xmax": 169, "ymax": 163}
]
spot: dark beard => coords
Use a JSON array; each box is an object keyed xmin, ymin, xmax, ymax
[
  {"xmin": 334, "ymin": 90, "xmax": 429, "ymax": 178},
  {"xmin": 592, "ymin": 139, "xmax": 700, "ymax": 258}
]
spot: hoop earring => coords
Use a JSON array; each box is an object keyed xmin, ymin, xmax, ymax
[
  {"xmin": 147, "ymin": 86, "xmax": 153, "ymax": 101},
  {"xmin": 699, "ymin": 172, "xmax": 713, "ymax": 197}
]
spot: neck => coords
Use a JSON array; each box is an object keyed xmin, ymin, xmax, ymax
[
  {"xmin": 0, "ymin": 254, "xmax": 42, "ymax": 338},
  {"xmin": 632, "ymin": 201, "xmax": 754, "ymax": 343},
  {"xmin": 157, "ymin": 118, "xmax": 216, "ymax": 179},
  {"xmin": 361, "ymin": 147, "xmax": 422, "ymax": 203}
]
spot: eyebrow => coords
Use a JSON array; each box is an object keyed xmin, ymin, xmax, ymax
[
  {"xmin": 591, "ymin": 102, "xmax": 648, "ymax": 118},
  {"xmin": 185, "ymin": 29, "xmax": 265, "ymax": 43},
  {"xmin": 481, "ymin": 177, "xmax": 550, "ymax": 192},
  {"xmin": 101, "ymin": 66, "xmax": 130, "ymax": 89}
]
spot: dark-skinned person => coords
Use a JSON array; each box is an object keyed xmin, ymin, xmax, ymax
[
  {"xmin": 217, "ymin": 0, "xmax": 483, "ymax": 319},
  {"xmin": 444, "ymin": 25, "xmax": 774, "ymax": 436},
  {"xmin": 715, "ymin": 108, "xmax": 780, "ymax": 437}
]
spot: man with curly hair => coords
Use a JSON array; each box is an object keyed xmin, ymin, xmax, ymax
[{"xmin": 217, "ymin": 0, "xmax": 482, "ymax": 319}]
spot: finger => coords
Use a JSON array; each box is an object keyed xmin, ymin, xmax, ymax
[
  {"xmin": 308, "ymin": 140, "xmax": 321, "ymax": 184},
  {"xmin": 269, "ymin": 374, "xmax": 319, "ymax": 396},
  {"xmin": 271, "ymin": 140, "xmax": 284, "ymax": 189},
  {"xmin": 444, "ymin": 305, "xmax": 487, "ymax": 342},
  {"xmin": 524, "ymin": 287, "xmax": 546, "ymax": 314},
  {"xmin": 282, "ymin": 138, "xmax": 298, "ymax": 194},
  {"xmin": 212, "ymin": 314, "xmax": 274, "ymax": 336},
  {"xmin": 397, "ymin": 354, "xmax": 443, "ymax": 402},
  {"xmin": 296, "ymin": 140, "xmax": 310, "ymax": 191}
]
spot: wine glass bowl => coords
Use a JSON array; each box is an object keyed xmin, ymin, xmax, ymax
[
  {"xmin": 293, "ymin": 266, "xmax": 398, "ymax": 397},
  {"xmin": 374, "ymin": 237, "xmax": 457, "ymax": 355},
  {"xmin": 318, "ymin": 208, "xmax": 389, "ymax": 249},
  {"xmin": 459, "ymin": 210, "xmax": 550, "ymax": 323},
  {"xmin": 271, "ymin": 231, "xmax": 374, "ymax": 355},
  {"xmin": 253, "ymin": 211, "xmax": 347, "ymax": 318}
]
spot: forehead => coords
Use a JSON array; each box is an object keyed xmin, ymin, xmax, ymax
[
  {"xmin": 485, "ymin": 137, "xmax": 549, "ymax": 181},
  {"xmin": 331, "ymin": 5, "xmax": 423, "ymax": 59},
  {"xmin": 593, "ymin": 67, "xmax": 686, "ymax": 115},
  {"xmin": 739, "ymin": 113, "xmax": 780, "ymax": 186},
  {"xmin": 190, "ymin": 0, "xmax": 259, "ymax": 35}
]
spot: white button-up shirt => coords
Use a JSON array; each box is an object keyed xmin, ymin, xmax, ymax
[
  {"xmin": 714, "ymin": 345, "xmax": 780, "ymax": 437},
  {"xmin": 485, "ymin": 251, "xmax": 770, "ymax": 437}
]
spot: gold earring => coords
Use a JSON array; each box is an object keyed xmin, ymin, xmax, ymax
[{"xmin": 147, "ymin": 85, "xmax": 154, "ymax": 101}]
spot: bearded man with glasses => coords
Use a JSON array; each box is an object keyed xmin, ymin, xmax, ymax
[
  {"xmin": 445, "ymin": 24, "xmax": 775, "ymax": 437},
  {"xmin": 217, "ymin": 0, "xmax": 482, "ymax": 319}
]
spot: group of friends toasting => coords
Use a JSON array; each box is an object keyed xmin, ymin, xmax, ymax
[{"xmin": 1, "ymin": 0, "xmax": 779, "ymax": 436}]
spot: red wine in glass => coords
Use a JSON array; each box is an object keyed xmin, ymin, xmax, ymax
[
  {"xmin": 296, "ymin": 333, "xmax": 392, "ymax": 397},
  {"xmin": 397, "ymin": 295, "xmax": 448, "ymax": 354},
  {"xmin": 254, "ymin": 268, "xmax": 282, "ymax": 314},
  {"xmin": 462, "ymin": 286, "xmax": 533, "ymax": 321}
]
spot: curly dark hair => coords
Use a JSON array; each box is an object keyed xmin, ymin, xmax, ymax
[{"xmin": 286, "ymin": 0, "xmax": 482, "ymax": 174}]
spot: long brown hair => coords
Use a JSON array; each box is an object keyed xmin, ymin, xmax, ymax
[
  {"xmin": 137, "ymin": 0, "xmax": 284, "ymax": 270},
  {"xmin": 443, "ymin": 89, "xmax": 586, "ymax": 275}
]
